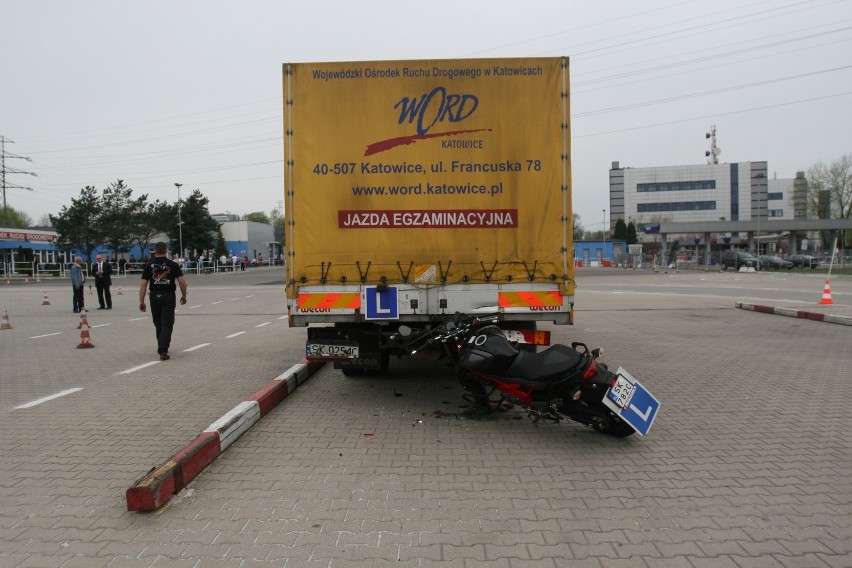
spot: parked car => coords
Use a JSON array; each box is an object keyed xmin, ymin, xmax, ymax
[
  {"xmin": 788, "ymin": 255, "xmax": 820, "ymax": 269},
  {"xmin": 758, "ymin": 255, "xmax": 793, "ymax": 270},
  {"xmin": 719, "ymin": 250, "xmax": 759, "ymax": 270}
]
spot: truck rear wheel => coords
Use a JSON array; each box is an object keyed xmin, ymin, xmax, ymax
[
  {"xmin": 365, "ymin": 353, "xmax": 390, "ymax": 375},
  {"xmin": 340, "ymin": 353, "xmax": 390, "ymax": 377}
]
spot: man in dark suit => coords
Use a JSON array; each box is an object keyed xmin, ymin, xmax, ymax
[{"xmin": 93, "ymin": 254, "xmax": 113, "ymax": 310}]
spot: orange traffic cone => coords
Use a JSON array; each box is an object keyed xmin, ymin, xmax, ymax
[
  {"xmin": 77, "ymin": 315, "xmax": 95, "ymax": 348},
  {"xmin": 818, "ymin": 279, "xmax": 834, "ymax": 305},
  {"xmin": 42, "ymin": 291, "xmax": 51, "ymax": 305},
  {"xmin": 1, "ymin": 308, "xmax": 12, "ymax": 330},
  {"xmin": 116, "ymin": 286, "xmax": 124, "ymax": 296}
]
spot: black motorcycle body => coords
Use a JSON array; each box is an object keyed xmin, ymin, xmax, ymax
[{"xmin": 399, "ymin": 315, "xmax": 656, "ymax": 437}]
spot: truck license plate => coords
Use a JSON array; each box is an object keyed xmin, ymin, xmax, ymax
[{"xmin": 306, "ymin": 343, "xmax": 359, "ymax": 359}]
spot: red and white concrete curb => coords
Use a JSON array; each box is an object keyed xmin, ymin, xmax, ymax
[
  {"xmin": 736, "ymin": 302, "xmax": 852, "ymax": 326},
  {"xmin": 126, "ymin": 359, "xmax": 324, "ymax": 512}
]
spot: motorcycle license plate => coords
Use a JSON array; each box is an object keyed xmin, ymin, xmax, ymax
[
  {"xmin": 306, "ymin": 342, "xmax": 359, "ymax": 360},
  {"xmin": 607, "ymin": 375, "xmax": 635, "ymax": 409},
  {"xmin": 602, "ymin": 367, "xmax": 661, "ymax": 436}
]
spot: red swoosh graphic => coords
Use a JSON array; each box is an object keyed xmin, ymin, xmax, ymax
[{"xmin": 364, "ymin": 128, "xmax": 490, "ymax": 156}]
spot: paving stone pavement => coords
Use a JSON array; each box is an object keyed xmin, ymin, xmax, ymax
[{"xmin": 0, "ymin": 269, "xmax": 850, "ymax": 567}]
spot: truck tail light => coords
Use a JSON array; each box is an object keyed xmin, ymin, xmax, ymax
[
  {"xmin": 523, "ymin": 330, "xmax": 550, "ymax": 345},
  {"xmin": 503, "ymin": 329, "xmax": 551, "ymax": 345}
]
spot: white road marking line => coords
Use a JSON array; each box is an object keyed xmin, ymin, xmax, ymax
[
  {"xmin": 183, "ymin": 343, "xmax": 211, "ymax": 352},
  {"xmin": 91, "ymin": 323, "xmax": 111, "ymax": 328},
  {"xmin": 590, "ymin": 289, "xmax": 816, "ymax": 305},
  {"xmin": 255, "ymin": 322, "xmax": 271, "ymax": 328},
  {"xmin": 278, "ymin": 315, "xmax": 287, "ymax": 320},
  {"xmin": 129, "ymin": 317, "xmax": 147, "ymax": 321},
  {"xmin": 118, "ymin": 361, "xmax": 160, "ymax": 375},
  {"xmin": 189, "ymin": 305, "xmax": 202, "ymax": 309},
  {"xmin": 15, "ymin": 388, "xmax": 84, "ymax": 409},
  {"xmin": 226, "ymin": 331, "xmax": 246, "ymax": 338},
  {"xmin": 245, "ymin": 295, "xmax": 255, "ymax": 298},
  {"xmin": 211, "ymin": 301, "xmax": 223, "ymax": 305},
  {"xmin": 229, "ymin": 298, "xmax": 240, "ymax": 301},
  {"xmin": 30, "ymin": 332, "xmax": 62, "ymax": 339}
]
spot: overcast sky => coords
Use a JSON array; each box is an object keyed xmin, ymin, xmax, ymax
[{"xmin": 1, "ymin": 0, "xmax": 850, "ymax": 232}]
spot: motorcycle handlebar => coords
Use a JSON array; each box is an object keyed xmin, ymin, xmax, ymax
[{"xmin": 404, "ymin": 312, "xmax": 500, "ymax": 354}]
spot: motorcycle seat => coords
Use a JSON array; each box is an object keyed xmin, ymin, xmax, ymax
[{"xmin": 504, "ymin": 344, "xmax": 584, "ymax": 384}]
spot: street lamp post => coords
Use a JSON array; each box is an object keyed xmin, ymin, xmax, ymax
[
  {"xmin": 174, "ymin": 183, "xmax": 183, "ymax": 259},
  {"xmin": 602, "ymin": 209, "xmax": 606, "ymax": 266}
]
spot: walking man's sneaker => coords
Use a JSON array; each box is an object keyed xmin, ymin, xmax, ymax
[{"xmin": 159, "ymin": 352, "xmax": 170, "ymax": 361}]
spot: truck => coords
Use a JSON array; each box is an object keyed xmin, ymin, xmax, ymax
[{"xmin": 283, "ymin": 56, "xmax": 574, "ymax": 375}]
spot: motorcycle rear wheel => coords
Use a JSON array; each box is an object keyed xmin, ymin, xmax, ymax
[
  {"xmin": 591, "ymin": 415, "xmax": 635, "ymax": 437},
  {"xmin": 562, "ymin": 400, "xmax": 636, "ymax": 437}
]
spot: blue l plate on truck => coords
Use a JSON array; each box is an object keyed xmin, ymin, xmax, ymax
[
  {"xmin": 365, "ymin": 286, "xmax": 399, "ymax": 320},
  {"xmin": 602, "ymin": 367, "xmax": 661, "ymax": 436}
]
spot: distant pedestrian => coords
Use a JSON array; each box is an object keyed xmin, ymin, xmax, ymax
[
  {"xmin": 70, "ymin": 256, "xmax": 86, "ymax": 313},
  {"xmin": 93, "ymin": 254, "xmax": 113, "ymax": 310},
  {"xmin": 139, "ymin": 242, "xmax": 188, "ymax": 361}
]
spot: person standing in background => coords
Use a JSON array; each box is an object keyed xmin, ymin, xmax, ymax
[
  {"xmin": 93, "ymin": 254, "xmax": 113, "ymax": 310},
  {"xmin": 139, "ymin": 242, "xmax": 188, "ymax": 361},
  {"xmin": 70, "ymin": 256, "xmax": 86, "ymax": 313}
]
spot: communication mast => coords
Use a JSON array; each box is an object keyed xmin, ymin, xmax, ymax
[{"xmin": 705, "ymin": 125, "xmax": 721, "ymax": 165}]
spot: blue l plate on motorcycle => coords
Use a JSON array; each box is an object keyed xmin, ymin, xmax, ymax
[
  {"xmin": 603, "ymin": 367, "xmax": 661, "ymax": 436},
  {"xmin": 365, "ymin": 286, "xmax": 399, "ymax": 320}
]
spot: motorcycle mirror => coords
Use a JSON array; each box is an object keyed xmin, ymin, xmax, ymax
[{"xmin": 398, "ymin": 326, "xmax": 413, "ymax": 337}]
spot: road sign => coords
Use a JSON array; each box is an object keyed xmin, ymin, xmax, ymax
[
  {"xmin": 604, "ymin": 367, "xmax": 661, "ymax": 436},
  {"xmin": 365, "ymin": 286, "xmax": 399, "ymax": 320}
]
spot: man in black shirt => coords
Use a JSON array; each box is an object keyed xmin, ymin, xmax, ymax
[{"xmin": 139, "ymin": 242, "xmax": 188, "ymax": 360}]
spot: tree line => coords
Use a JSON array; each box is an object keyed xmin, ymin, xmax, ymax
[{"xmin": 48, "ymin": 180, "xmax": 221, "ymax": 263}]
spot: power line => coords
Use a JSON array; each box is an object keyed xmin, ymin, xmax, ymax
[
  {"xmin": 573, "ymin": 64, "xmax": 852, "ymax": 117},
  {"xmin": 573, "ymin": 23, "xmax": 852, "ymax": 87},
  {"xmin": 573, "ymin": 90, "xmax": 852, "ymax": 138}
]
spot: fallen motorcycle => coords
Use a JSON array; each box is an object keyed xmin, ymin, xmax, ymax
[{"xmin": 394, "ymin": 313, "xmax": 660, "ymax": 437}]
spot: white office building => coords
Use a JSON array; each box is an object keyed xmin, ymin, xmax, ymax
[{"xmin": 609, "ymin": 161, "xmax": 807, "ymax": 246}]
